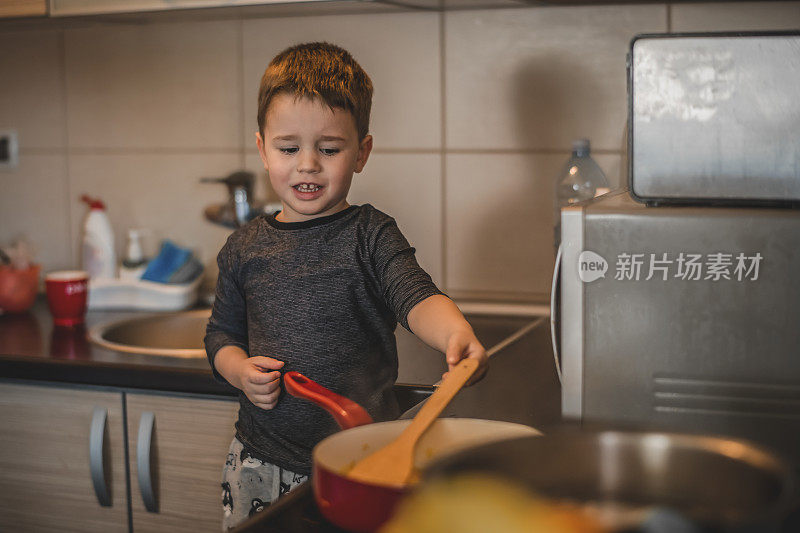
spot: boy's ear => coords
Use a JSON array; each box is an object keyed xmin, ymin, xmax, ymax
[
  {"xmin": 255, "ymin": 132, "xmax": 269, "ymax": 171},
  {"xmin": 354, "ymin": 135, "xmax": 373, "ymax": 174}
]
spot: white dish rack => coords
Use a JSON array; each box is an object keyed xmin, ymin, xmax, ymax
[{"xmin": 88, "ymin": 276, "xmax": 202, "ymax": 311}]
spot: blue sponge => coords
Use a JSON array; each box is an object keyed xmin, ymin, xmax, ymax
[
  {"xmin": 168, "ymin": 256, "xmax": 204, "ymax": 284},
  {"xmin": 141, "ymin": 240, "xmax": 193, "ymax": 283}
]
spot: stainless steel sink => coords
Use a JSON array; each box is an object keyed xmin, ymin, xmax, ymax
[
  {"xmin": 88, "ymin": 305, "xmax": 546, "ymax": 362},
  {"xmin": 89, "ymin": 309, "xmax": 211, "ymax": 357}
]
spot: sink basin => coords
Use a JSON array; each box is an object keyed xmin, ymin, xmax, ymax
[
  {"xmin": 88, "ymin": 306, "xmax": 545, "ymax": 362},
  {"xmin": 89, "ymin": 309, "xmax": 211, "ymax": 357}
]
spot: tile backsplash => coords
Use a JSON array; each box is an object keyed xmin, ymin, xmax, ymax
[{"xmin": 1, "ymin": 3, "xmax": 798, "ymax": 302}]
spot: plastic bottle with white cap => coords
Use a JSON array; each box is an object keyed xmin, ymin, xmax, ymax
[
  {"xmin": 80, "ymin": 195, "xmax": 116, "ymax": 279},
  {"xmin": 553, "ymin": 139, "xmax": 610, "ymax": 252}
]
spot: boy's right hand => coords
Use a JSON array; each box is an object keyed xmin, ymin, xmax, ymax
[{"xmin": 238, "ymin": 356, "xmax": 285, "ymax": 410}]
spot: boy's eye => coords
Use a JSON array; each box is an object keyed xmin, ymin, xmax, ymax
[
  {"xmin": 320, "ymin": 148, "xmax": 340, "ymax": 156},
  {"xmin": 278, "ymin": 147, "xmax": 298, "ymax": 155}
]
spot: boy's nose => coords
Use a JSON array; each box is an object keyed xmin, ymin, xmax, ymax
[{"xmin": 297, "ymin": 152, "xmax": 321, "ymax": 173}]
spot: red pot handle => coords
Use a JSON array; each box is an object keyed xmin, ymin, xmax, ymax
[{"xmin": 284, "ymin": 371, "xmax": 373, "ymax": 430}]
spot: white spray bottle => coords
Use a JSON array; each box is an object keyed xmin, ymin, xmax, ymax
[{"xmin": 80, "ymin": 195, "xmax": 116, "ymax": 279}]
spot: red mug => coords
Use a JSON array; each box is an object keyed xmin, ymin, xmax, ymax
[{"xmin": 45, "ymin": 271, "xmax": 89, "ymax": 327}]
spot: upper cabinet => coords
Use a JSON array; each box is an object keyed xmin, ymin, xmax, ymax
[
  {"xmin": 45, "ymin": 0, "xmax": 540, "ymax": 18},
  {"xmin": 2, "ymin": 0, "xmax": 405, "ymax": 21},
  {"xmin": 48, "ymin": 0, "xmax": 381, "ymax": 17},
  {"xmin": 0, "ymin": 0, "xmax": 47, "ymax": 18},
  {"xmin": 1, "ymin": 0, "xmax": 716, "ymax": 23}
]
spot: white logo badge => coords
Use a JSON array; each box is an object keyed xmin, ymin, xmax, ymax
[{"xmin": 578, "ymin": 251, "xmax": 608, "ymax": 283}]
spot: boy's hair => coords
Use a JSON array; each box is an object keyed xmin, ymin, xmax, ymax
[{"xmin": 257, "ymin": 42, "xmax": 373, "ymax": 140}]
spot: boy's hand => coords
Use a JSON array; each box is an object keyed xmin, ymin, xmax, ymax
[
  {"xmin": 441, "ymin": 329, "xmax": 487, "ymax": 386},
  {"xmin": 406, "ymin": 294, "xmax": 488, "ymax": 386},
  {"xmin": 238, "ymin": 356, "xmax": 285, "ymax": 410}
]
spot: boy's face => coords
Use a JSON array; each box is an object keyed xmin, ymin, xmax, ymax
[{"xmin": 256, "ymin": 93, "xmax": 372, "ymax": 223}]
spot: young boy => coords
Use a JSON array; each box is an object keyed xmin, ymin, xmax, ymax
[{"xmin": 205, "ymin": 42, "xmax": 487, "ymax": 530}]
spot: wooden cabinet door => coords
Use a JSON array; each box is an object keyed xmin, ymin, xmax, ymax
[
  {"xmin": 0, "ymin": 382, "xmax": 128, "ymax": 532},
  {"xmin": 126, "ymin": 392, "xmax": 239, "ymax": 533},
  {"xmin": 0, "ymin": 0, "xmax": 47, "ymax": 17}
]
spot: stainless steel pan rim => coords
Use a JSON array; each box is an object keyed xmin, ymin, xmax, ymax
[{"xmin": 424, "ymin": 428, "xmax": 797, "ymax": 529}]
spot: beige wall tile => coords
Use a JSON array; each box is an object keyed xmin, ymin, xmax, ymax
[
  {"xmin": 243, "ymin": 152, "xmax": 274, "ymax": 206},
  {"xmin": 242, "ymin": 12, "xmax": 441, "ymax": 151},
  {"xmin": 68, "ymin": 153, "xmax": 239, "ymax": 289},
  {"xmin": 672, "ymin": 2, "xmax": 800, "ymax": 32},
  {"xmin": 600, "ymin": 150, "xmax": 624, "ymax": 190},
  {"xmin": 445, "ymin": 5, "xmax": 666, "ymax": 151},
  {"xmin": 445, "ymin": 152, "xmax": 620, "ymax": 299},
  {"xmin": 64, "ymin": 20, "xmax": 241, "ymax": 149},
  {"xmin": 0, "ymin": 154, "xmax": 71, "ymax": 272},
  {"xmin": 0, "ymin": 30, "xmax": 65, "ymax": 149},
  {"xmin": 349, "ymin": 153, "xmax": 443, "ymax": 286}
]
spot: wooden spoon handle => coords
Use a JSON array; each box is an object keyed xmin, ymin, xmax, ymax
[
  {"xmin": 346, "ymin": 358, "xmax": 480, "ymax": 486},
  {"xmin": 401, "ymin": 358, "xmax": 479, "ymax": 442}
]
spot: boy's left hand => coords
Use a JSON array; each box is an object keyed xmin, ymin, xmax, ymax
[{"xmin": 442, "ymin": 329, "xmax": 487, "ymax": 386}]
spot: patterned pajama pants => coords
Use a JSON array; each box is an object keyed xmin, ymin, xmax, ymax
[{"xmin": 220, "ymin": 437, "xmax": 308, "ymax": 531}]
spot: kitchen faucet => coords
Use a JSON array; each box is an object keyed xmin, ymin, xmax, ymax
[{"xmin": 201, "ymin": 171, "xmax": 280, "ymax": 229}]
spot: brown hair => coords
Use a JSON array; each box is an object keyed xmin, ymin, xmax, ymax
[{"xmin": 257, "ymin": 42, "xmax": 373, "ymax": 140}]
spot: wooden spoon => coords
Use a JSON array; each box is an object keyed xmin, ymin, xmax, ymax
[{"xmin": 346, "ymin": 357, "xmax": 480, "ymax": 487}]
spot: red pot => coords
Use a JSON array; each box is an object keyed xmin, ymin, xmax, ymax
[{"xmin": 284, "ymin": 371, "xmax": 539, "ymax": 532}]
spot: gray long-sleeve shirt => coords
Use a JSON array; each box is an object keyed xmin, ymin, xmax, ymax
[{"xmin": 205, "ymin": 204, "xmax": 442, "ymax": 475}]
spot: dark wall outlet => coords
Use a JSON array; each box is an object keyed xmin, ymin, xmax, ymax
[{"xmin": 0, "ymin": 130, "xmax": 18, "ymax": 169}]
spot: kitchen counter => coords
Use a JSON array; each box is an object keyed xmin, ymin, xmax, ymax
[
  {"xmin": 0, "ymin": 298, "xmax": 237, "ymax": 395},
  {"xmin": 0, "ymin": 297, "xmax": 558, "ymax": 419},
  {"xmin": 0, "ymin": 298, "xmax": 451, "ymax": 412}
]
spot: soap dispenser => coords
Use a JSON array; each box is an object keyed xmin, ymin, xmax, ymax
[
  {"xmin": 80, "ymin": 195, "xmax": 116, "ymax": 279},
  {"xmin": 119, "ymin": 229, "xmax": 148, "ymax": 281}
]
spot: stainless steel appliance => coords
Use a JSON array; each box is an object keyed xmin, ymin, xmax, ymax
[
  {"xmin": 629, "ymin": 32, "xmax": 800, "ymax": 206},
  {"xmin": 556, "ymin": 190, "xmax": 800, "ymax": 462}
]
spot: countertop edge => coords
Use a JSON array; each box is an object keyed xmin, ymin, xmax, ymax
[
  {"xmin": 0, "ymin": 354, "xmax": 436, "ymax": 407},
  {"xmin": 0, "ymin": 354, "xmax": 239, "ymax": 396}
]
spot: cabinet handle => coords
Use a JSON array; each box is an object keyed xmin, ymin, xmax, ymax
[
  {"xmin": 550, "ymin": 244, "xmax": 563, "ymax": 384},
  {"xmin": 137, "ymin": 411, "xmax": 158, "ymax": 512},
  {"xmin": 89, "ymin": 407, "xmax": 112, "ymax": 506}
]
